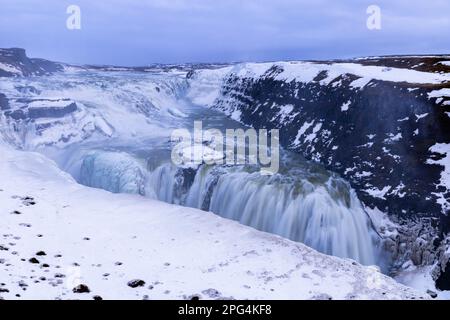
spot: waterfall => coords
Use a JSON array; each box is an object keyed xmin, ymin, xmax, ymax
[
  {"xmin": 146, "ymin": 163, "xmax": 377, "ymax": 265},
  {"xmin": 78, "ymin": 151, "xmax": 377, "ymax": 265}
]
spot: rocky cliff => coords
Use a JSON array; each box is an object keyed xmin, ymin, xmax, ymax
[
  {"xmin": 195, "ymin": 57, "xmax": 450, "ymax": 288},
  {"xmin": 207, "ymin": 57, "xmax": 450, "ymax": 220},
  {"xmin": 0, "ymin": 48, "xmax": 64, "ymax": 77}
]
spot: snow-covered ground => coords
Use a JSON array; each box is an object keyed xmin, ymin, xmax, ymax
[
  {"xmin": 0, "ymin": 143, "xmax": 427, "ymax": 300},
  {"xmin": 395, "ymin": 265, "xmax": 450, "ymax": 300}
]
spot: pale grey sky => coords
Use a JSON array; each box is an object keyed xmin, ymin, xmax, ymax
[{"xmin": 0, "ymin": 0, "xmax": 449, "ymax": 65}]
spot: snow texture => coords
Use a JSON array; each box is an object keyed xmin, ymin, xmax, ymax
[{"xmin": 0, "ymin": 143, "xmax": 427, "ymax": 300}]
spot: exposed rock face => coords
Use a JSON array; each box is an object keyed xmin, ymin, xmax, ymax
[
  {"xmin": 198, "ymin": 57, "xmax": 450, "ymax": 286},
  {"xmin": 0, "ymin": 93, "xmax": 9, "ymax": 110},
  {"xmin": 0, "ymin": 48, "xmax": 64, "ymax": 77},
  {"xmin": 209, "ymin": 57, "xmax": 450, "ymax": 223},
  {"xmin": 432, "ymin": 235, "xmax": 450, "ymax": 290},
  {"xmin": 3, "ymin": 99, "xmax": 78, "ymax": 120},
  {"xmin": 28, "ymin": 101, "xmax": 78, "ymax": 119}
]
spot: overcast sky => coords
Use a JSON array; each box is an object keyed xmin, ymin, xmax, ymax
[{"xmin": 0, "ymin": 0, "xmax": 449, "ymax": 65}]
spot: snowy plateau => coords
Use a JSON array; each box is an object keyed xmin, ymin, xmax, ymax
[{"xmin": 1, "ymin": 48, "xmax": 449, "ymax": 300}]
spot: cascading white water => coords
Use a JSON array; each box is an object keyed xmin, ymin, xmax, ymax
[
  {"xmin": 2, "ymin": 67, "xmax": 380, "ymax": 269},
  {"xmin": 34, "ymin": 69, "xmax": 378, "ymax": 267},
  {"xmin": 145, "ymin": 163, "xmax": 377, "ymax": 265}
]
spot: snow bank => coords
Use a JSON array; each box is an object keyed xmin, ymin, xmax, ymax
[
  {"xmin": 192, "ymin": 61, "xmax": 450, "ymax": 94},
  {"xmin": 0, "ymin": 144, "xmax": 426, "ymax": 300}
]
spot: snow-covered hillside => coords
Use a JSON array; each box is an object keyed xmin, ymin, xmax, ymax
[
  {"xmin": 0, "ymin": 143, "xmax": 427, "ymax": 300},
  {"xmin": 0, "ymin": 48, "xmax": 64, "ymax": 77}
]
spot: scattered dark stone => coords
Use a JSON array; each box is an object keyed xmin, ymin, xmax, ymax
[
  {"xmin": 93, "ymin": 295, "xmax": 103, "ymax": 301},
  {"xmin": 28, "ymin": 258, "xmax": 39, "ymax": 264},
  {"xmin": 202, "ymin": 288, "xmax": 221, "ymax": 298},
  {"xmin": 427, "ymin": 290, "xmax": 438, "ymax": 299},
  {"xmin": 73, "ymin": 262, "xmax": 80, "ymax": 266},
  {"xmin": 54, "ymin": 273, "xmax": 65, "ymax": 278},
  {"xmin": 19, "ymin": 223, "xmax": 32, "ymax": 228},
  {"xmin": 39, "ymin": 277, "xmax": 46, "ymax": 281},
  {"xmin": 0, "ymin": 245, "xmax": 8, "ymax": 251},
  {"xmin": 114, "ymin": 261, "xmax": 123, "ymax": 266},
  {"xmin": 54, "ymin": 254, "xmax": 62, "ymax": 258},
  {"xmin": 37, "ymin": 234, "xmax": 43, "ymax": 238},
  {"xmin": 164, "ymin": 262, "xmax": 171, "ymax": 266},
  {"xmin": 102, "ymin": 273, "xmax": 110, "ymax": 277},
  {"xmin": 73, "ymin": 284, "xmax": 90, "ymax": 293},
  {"xmin": 21, "ymin": 197, "xmax": 36, "ymax": 206},
  {"xmin": 41, "ymin": 263, "xmax": 50, "ymax": 268},
  {"xmin": 127, "ymin": 279, "xmax": 146, "ymax": 288},
  {"xmin": 36, "ymin": 251, "xmax": 46, "ymax": 256},
  {"xmin": 190, "ymin": 295, "xmax": 200, "ymax": 300},
  {"xmin": 83, "ymin": 237, "xmax": 90, "ymax": 241},
  {"xmin": 11, "ymin": 211, "xmax": 22, "ymax": 215},
  {"xmin": 0, "ymin": 288, "xmax": 9, "ymax": 293}
]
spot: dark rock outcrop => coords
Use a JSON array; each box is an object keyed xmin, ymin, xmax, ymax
[
  {"xmin": 73, "ymin": 284, "xmax": 90, "ymax": 293},
  {"xmin": 3, "ymin": 99, "xmax": 78, "ymax": 121},
  {"xmin": 4, "ymin": 109, "xmax": 26, "ymax": 120},
  {"xmin": 28, "ymin": 101, "xmax": 77, "ymax": 119},
  {"xmin": 211, "ymin": 56, "xmax": 450, "ymax": 221},
  {"xmin": 209, "ymin": 56, "xmax": 450, "ymax": 285},
  {"xmin": 127, "ymin": 279, "xmax": 146, "ymax": 288},
  {"xmin": 0, "ymin": 48, "xmax": 64, "ymax": 77},
  {"xmin": 0, "ymin": 93, "xmax": 9, "ymax": 110}
]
